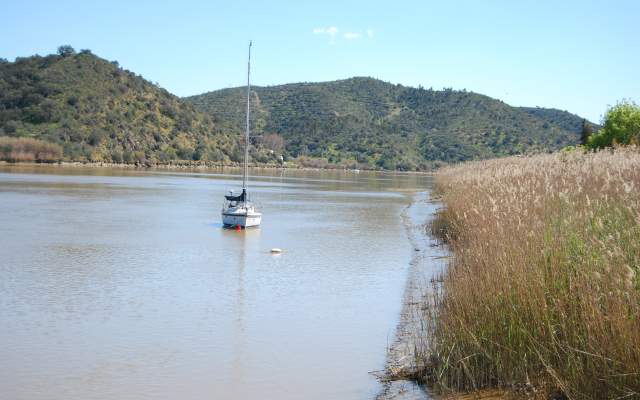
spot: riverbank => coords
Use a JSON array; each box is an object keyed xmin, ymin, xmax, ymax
[
  {"xmin": 377, "ymin": 192, "xmax": 510, "ymax": 400},
  {"xmin": 376, "ymin": 191, "xmax": 446, "ymax": 400},
  {"xmin": 413, "ymin": 149, "xmax": 640, "ymax": 399},
  {"xmin": 0, "ymin": 160, "xmax": 434, "ymax": 175}
]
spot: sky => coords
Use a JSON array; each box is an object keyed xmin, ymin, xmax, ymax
[{"xmin": 2, "ymin": 0, "xmax": 638, "ymax": 122}]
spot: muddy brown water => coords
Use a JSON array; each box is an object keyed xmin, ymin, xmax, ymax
[{"xmin": 0, "ymin": 165, "xmax": 434, "ymax": 399}]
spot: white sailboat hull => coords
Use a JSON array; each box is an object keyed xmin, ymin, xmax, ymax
[
  {"xmin": 222, "ymin": 208, "xmax": 262, "ymax": 228},
  {"xmin": 221, "ymin": 42, "xmax": 262, "ymax": 229}
]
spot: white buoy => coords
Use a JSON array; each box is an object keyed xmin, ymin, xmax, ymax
[{"xmin": 270, "ymin": 248, "xmax": 282, "ymax": 254}]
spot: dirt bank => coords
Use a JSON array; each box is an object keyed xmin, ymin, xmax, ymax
[
  {"xmin": 376, "ymin": 191, "xmax": 447, "ymax": 400},
  {"xmin": 376, "ymin": 191, "xmax": 509, "ymax": 400}
]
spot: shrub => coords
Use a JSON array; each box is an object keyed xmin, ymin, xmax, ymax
[
  {"xmin": 206, "ymin": 148, "xmax": 225, "ymax": 162},
  {"xmin": 588, "ymin": 100, "xmax": 640, "ymax": 148},
  {"xmin": 110, "ymin": 149, "xmax": 123, "ymax": 163},
  {"xmin": 3, "ymin": 120, "xmax": 18, "ymax": 134},
  {"xmin": 176, "ymin": 146, "xmax": 194, "ymax": 160},
  {"xmin": 133, "ymin": 151, "xmax": 146, "ymax": 163},
  {"xmin": 88, "ymin": 128, "xmax": 107, "ymax": 146},
  {"xmin": 261, "ymin": 133, "xmax": 285, "ymax": 152},
  {"xmin": 122, "ymin": 150, "xmax": 134, "ymax": 163},
  {"xmin": 57, "ymin": 45, "xmax": 76, "ymax": 57},
  {"xmin": 67, "ymin": 95, "xmax": 79, "ymax": 106}
]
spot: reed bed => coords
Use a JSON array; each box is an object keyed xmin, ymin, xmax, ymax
[
  {"xmin": 0, "ymin": 136, "xmax": 63, "ymax": 162},
  {"xmin": 418, "ymin": 148, "xmax": 640, "ymax": 399}
]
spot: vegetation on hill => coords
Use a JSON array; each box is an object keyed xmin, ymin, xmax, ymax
[
  {"xmin": 0, "ymin": 46, "xmax": 243, "ymax": 164},
  {"xmin": 1, "ymin": 47, "xmax": 597, "ymax": 170},
  {"xmin": 186, "ymin": 77, "xmax": 593, "ymax": 170},
  {"xmin": 420, "ymin": 149, "xmax": 640, "ymax": 398}
]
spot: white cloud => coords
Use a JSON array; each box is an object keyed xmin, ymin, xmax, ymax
[
  {"xmin": 313, "ymin": 26, "xmax": 338, "ymax": 38},
  {"xmin": 313, "ymin": 27, "xmax": 372, "ymax": 43}
]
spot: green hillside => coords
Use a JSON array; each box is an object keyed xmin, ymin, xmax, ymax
[
  {"xmin": 186, "ymin": 77, "xmax": 594, "ymax": 170},
  {"xmin": 0, "ymin": 48, "xmax": 596, "ymax": 170},
  {"xmin": 0, "ymin": 48, "xmax": 240, "ymax": 164}
]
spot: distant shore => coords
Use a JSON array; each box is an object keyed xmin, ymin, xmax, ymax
[{"xmin": 0, "ymin": 160, "xmax": 434, "ymax": 175}]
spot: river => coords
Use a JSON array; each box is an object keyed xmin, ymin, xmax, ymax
[{"xmin": 0, "ymin": 165, "xmax": 433, "ymax": 400}]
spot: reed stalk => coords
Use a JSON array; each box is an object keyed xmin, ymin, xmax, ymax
[
  {"xmin": 418, "ymin": 148, "xmax": 640, "ymax": 399},
  {"xmin": 0, "ymin": 136, "xmax": 63, "ymax": 162}
]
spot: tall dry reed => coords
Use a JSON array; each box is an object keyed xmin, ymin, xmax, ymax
[
  {"xmin": 418, "ymin": 148, "xmax": 640, "ymax": 399},
  {"xmin": 0, "ymin": 136, "xmax": 63, "ymax": 162}
]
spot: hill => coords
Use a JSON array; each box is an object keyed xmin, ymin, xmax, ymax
[
  {"xmin": 0, "ymin": 48, "xmax": 241, "ymax": 164},
  {"xmin": 0, "ymin": 48, "xmax": 596, "ymax": 170},
  {"xmin": 186, "ymin": 77, "xmax": 594, "ymax": 170}
]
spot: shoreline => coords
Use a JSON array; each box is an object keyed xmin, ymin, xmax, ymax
[
  {"xmin": 376, "ymin": 191, "xmax": 447, "ymax": 400},
  {"xmin": 0, "ymin": 160, "xmax": 435, "ymax": 175},
  {"xmin": 377, "ymin": 191, "xmax": 508, "ymax": 400}
]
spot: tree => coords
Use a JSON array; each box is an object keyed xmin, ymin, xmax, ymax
[
  {"xmin": 580, "ymin": 119, "xmax": 593, "ymax": 145},
  {"xmin": 588, "ymin": 100, "xmax": 640, "ymax": 149},
  {"xmin": 3, "ymin": 120, "xmax": 18, "ymax": 134},
  {"xmin": 57, "ymin": 45, "xmax": 76, "ymax": 57},
  {"xmin": 261, "ymin": 133, "xmax": 285, "ymax": 152}
]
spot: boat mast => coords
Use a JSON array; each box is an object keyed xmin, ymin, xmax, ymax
[{"xmin": 242, "ymin": 41, "xmax": 252, "ymax": 194}]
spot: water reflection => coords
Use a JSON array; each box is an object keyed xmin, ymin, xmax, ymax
[{"xmin": 223, "ymin": 228, "xmax": 260, "ymax": 390}]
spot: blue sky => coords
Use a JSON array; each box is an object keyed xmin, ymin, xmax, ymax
[{"xmin": 2, "ymin": 0, "xmax": 638, "ymax": 122}]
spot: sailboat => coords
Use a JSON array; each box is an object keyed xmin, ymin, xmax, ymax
[{"xmin": 221, "ymin": 41, "xmax": 262, "ymax": 228}]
